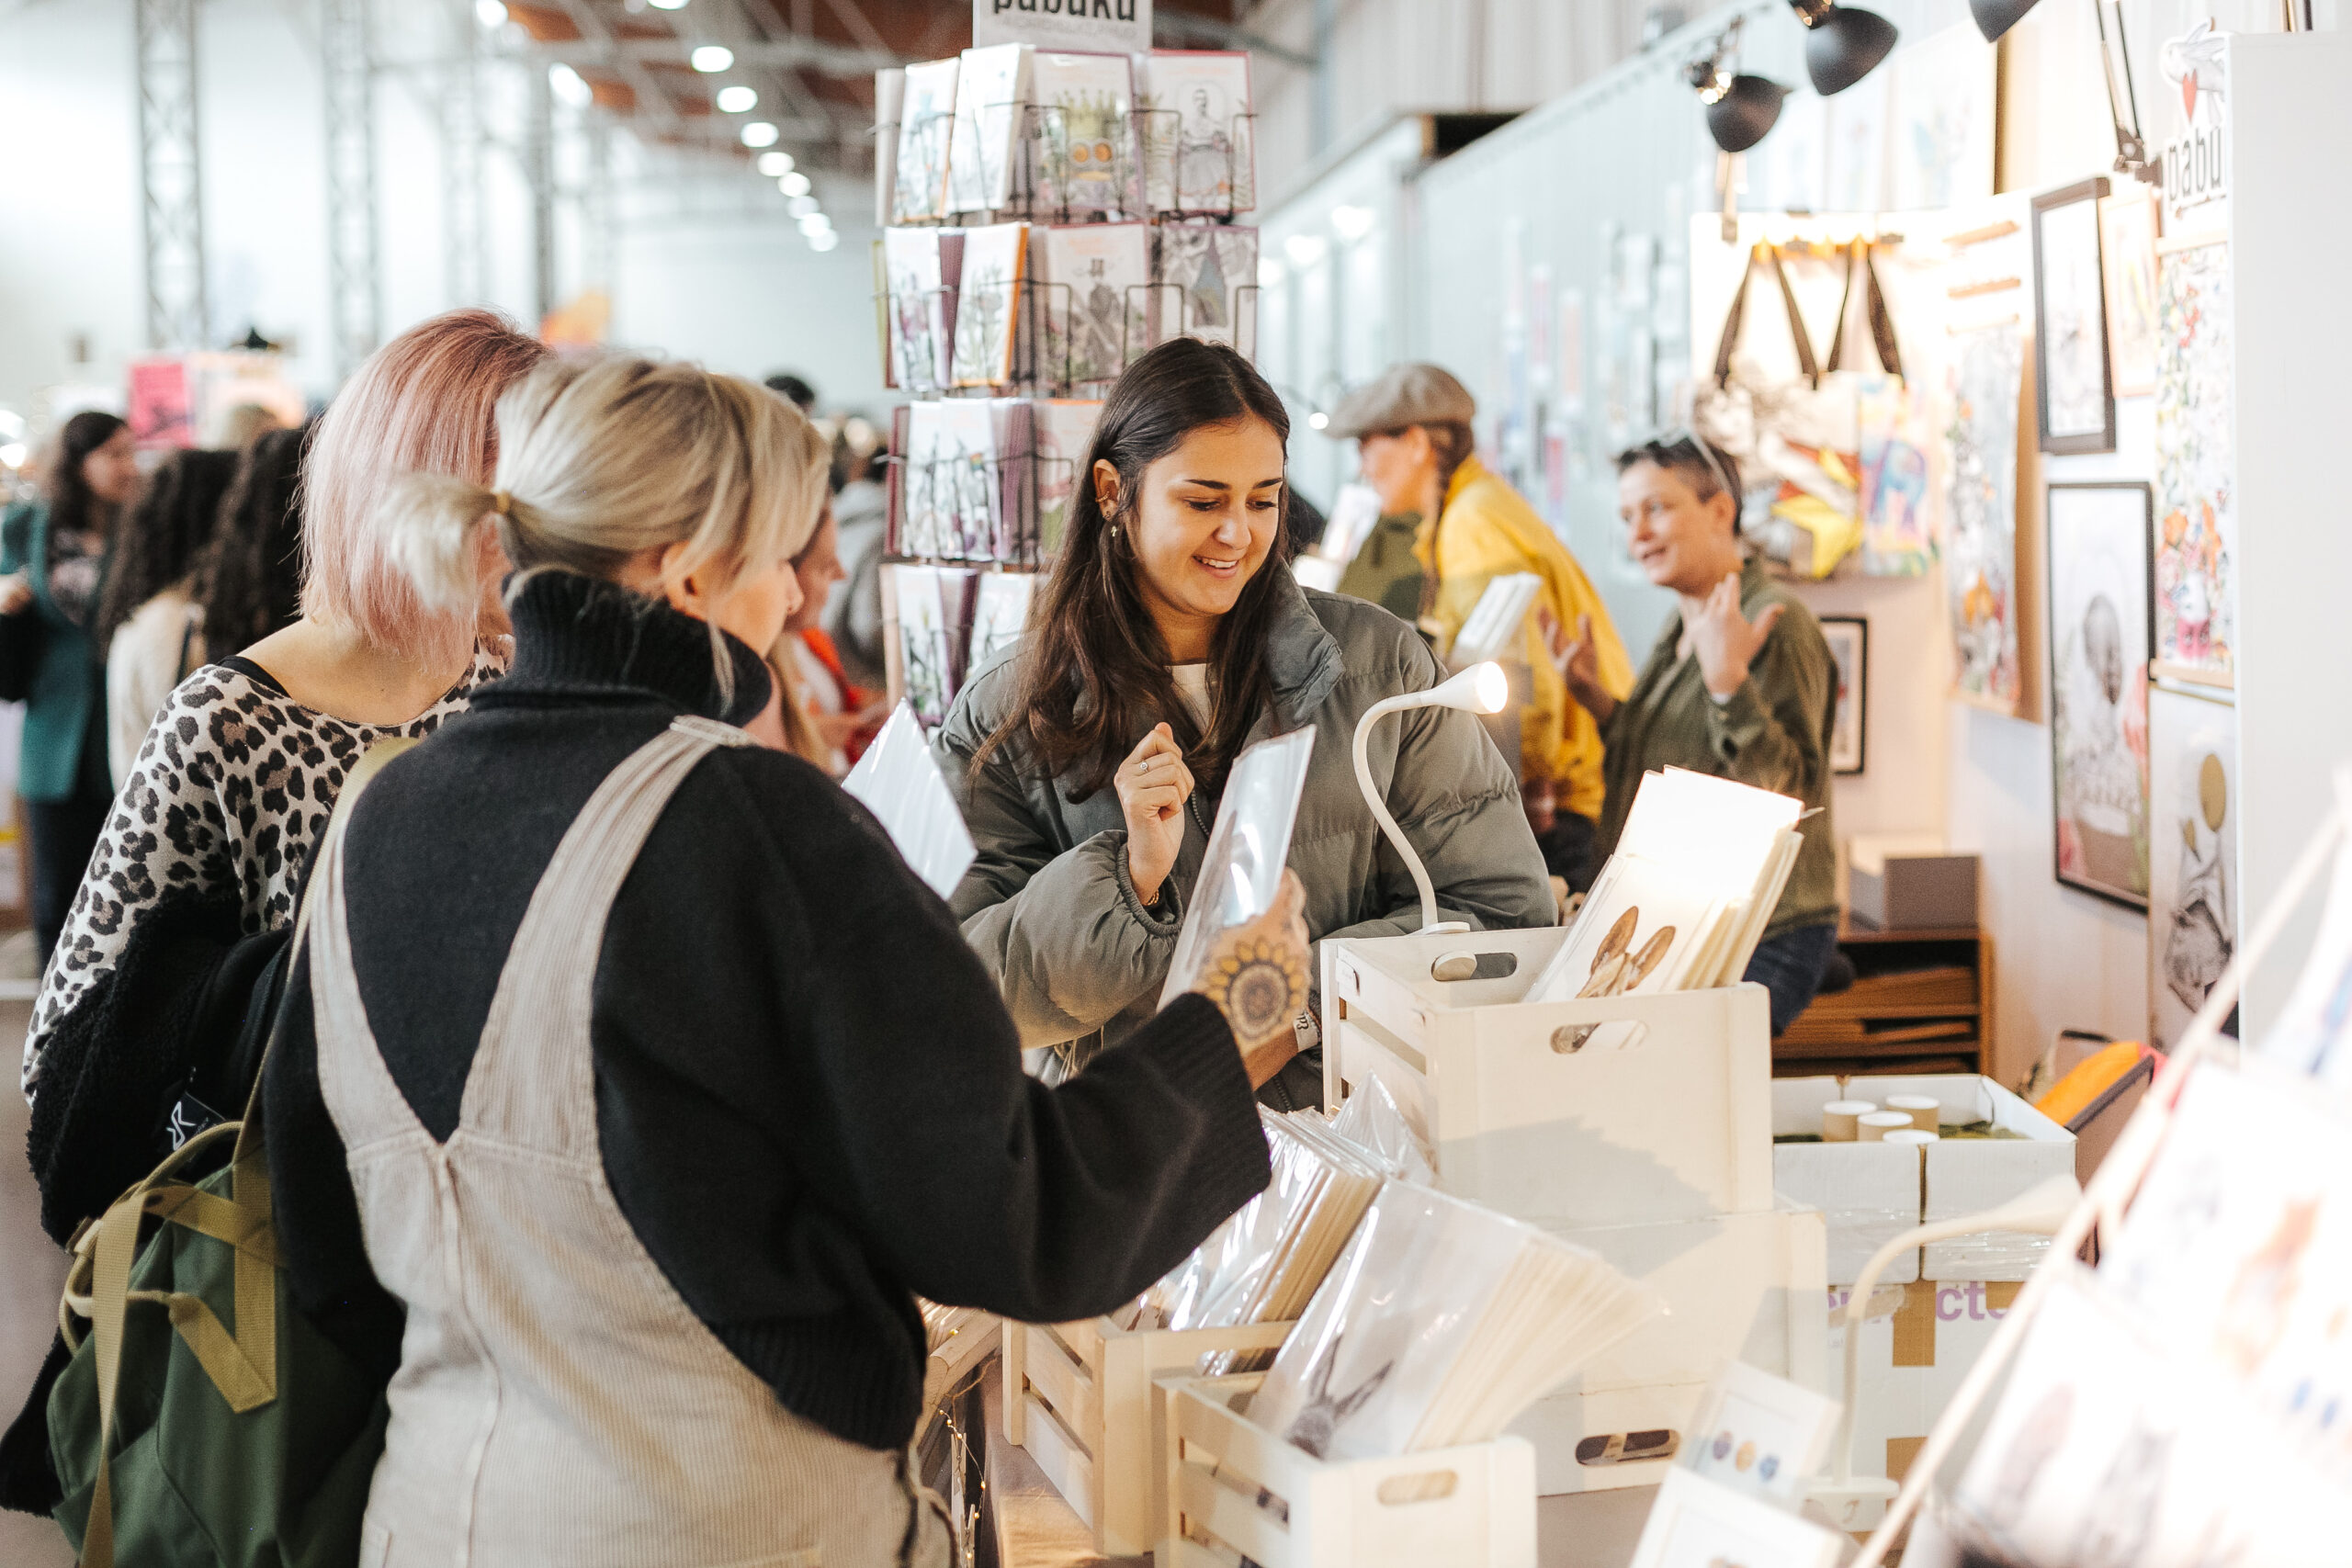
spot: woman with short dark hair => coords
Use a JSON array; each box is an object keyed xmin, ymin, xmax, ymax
[{"xmin": 939, "ymin": 338, "xmax": 1554, "ymax": 1110}]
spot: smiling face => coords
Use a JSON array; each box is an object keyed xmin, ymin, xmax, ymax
[
  {"xmin": 1097, "ymin": 414, "xmax": 1285, "ymax": 661},
  {"xmin": 1618, "ymin": 457, "xmax": 1740, "ymax": 596}
]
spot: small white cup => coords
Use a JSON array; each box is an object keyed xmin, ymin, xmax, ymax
[
  {"xmin": 1822, "ymin": 1100, "xmax": 1878, "ymax": 1142},
  {"xmin": 1885, "ymin": 1094, "xmax": 1941, "ymax": 1134},
  {"xmin": 1883, "ymin": 1128, "xmax": 1939, "ymax": 1145}
]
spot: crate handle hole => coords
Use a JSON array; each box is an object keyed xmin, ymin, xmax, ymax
[
  {"xmin": 1574, "ymin": 1428, "xmax": 1679, "ymax": 1467},
  {"xmin": 1549, "ymin": 1020, "xmax": 1652, "ymax": 1055},
  {"xmin": 1374, "ymin": 1470, "xmax": 1460, "ymax": 1506},
  {"xmin": 1430, "ymin": 951, "xmax": 1518, "ymax": 982}
]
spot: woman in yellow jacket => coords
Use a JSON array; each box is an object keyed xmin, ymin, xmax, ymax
[{"xmin": 1328, "ymin": 363, "xmax": 1634, "ymax": 889}]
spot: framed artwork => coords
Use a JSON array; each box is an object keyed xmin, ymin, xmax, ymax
[
  {"xmin": 2146, "ymin": 683, "xmax": 2235, "ymax": 1051},
  {"xmin": 2152, "ymin": 233, "xmax": 2234, "ymax": 688},
  {"xmin": 2098, "ymin": 188, "xmax": 2161, "ymax": 398},
  {"xmin": 2030, "ymin": 177, "xmax": 2117, "ymax": 455},
  {"xmin": 2046, "ymin": 481, "xmax": 2153, "ymax": 909},
  {"xmin": 1681, "ymin": 1362, "xmax": 1840, "ymax": 1507},
  {"xmin": 1820, "ymin": 616, "xmax": 1868, "ymax": 776},
  {"xmin": 1945, "ymin": 320, "xmax": 2026, "ymax": 713}
]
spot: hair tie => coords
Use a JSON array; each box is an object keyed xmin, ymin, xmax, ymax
[{"xmin": 489, "ymin": 490, "xmax": 514, "ymax": 517}]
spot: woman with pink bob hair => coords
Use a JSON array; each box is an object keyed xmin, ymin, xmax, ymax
[{"xmin": 17, "ymin": 309, "xmax": 545, "ymax": 1238}]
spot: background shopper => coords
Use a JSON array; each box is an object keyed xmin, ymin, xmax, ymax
[
  {"xmin": 1557, "ymin": 433, "xmax": 1840, "ymax": 1033},
  {"xmin": 189, "ymin": 421, "xmax": 311, "ymax": 667},
  {"xmin": 1328, "ymin": 362, "xmax": 1634, "ymax": 892},
  {"xmin": 0, "ymin": 411, "xmax": 140, "ymax": 965},
  {"xmin": 264, "ymin": 355, "xmax": 1303, "ymax": 1567},
  {"xmin": 939, "ymin": 338, "xmax": 1553, "ymax": 1111},
  {"xmin": 96, "ymin": 445, "xmax": 238, "ymax": 784}
]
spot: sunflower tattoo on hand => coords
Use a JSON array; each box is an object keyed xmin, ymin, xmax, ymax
[{"xmin": 1199, "ymin": 935, "xmax": 1308, "ymax": 1049}]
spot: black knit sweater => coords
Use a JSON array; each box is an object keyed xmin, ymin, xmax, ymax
[{"xmin": 265, "ymin": 570, "xmax": 1272, "ymax": 1450}]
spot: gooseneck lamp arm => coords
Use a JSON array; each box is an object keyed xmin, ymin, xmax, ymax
[{"xmin": 1350, "ymin": 662, "xmax": 1510, "ymax": 936}]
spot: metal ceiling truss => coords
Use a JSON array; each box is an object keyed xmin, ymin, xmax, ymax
[
  {"xmin": 322, "ymin": 0, "xmax": 383, "ymax": 378},
  {"xmin": 440, "ymin": 0, "xmax": 490, "ymax": 305},
  {"xmin": 135, "ymin": 0, "xmax": 208, "ymax": 352}
]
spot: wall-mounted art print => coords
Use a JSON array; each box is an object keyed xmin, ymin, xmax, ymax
[
  {"xmin": 1945, "ymin": 320, "xmax": 2025, "ymax": 713},
  {"xmin": 2098, "ymin": 188, "xmax": 2161, "ymax": 398},
  {"xmin": 1857, "ymin": 375, "xmax": 1936, "ymax": 577},
  {"xmin": 2047, "ymin": 481, "xmax": 2153, "ymax": 910},
  {"xmin": 2152, "ymin": 233, "xmax": 2234, "ymax": 688},
  {"xmin": 2147, "ymin": 682, "xmax": 2235, "ymax": 1051},
  {"xmin": 2031, "ymin": 177, "xmax": 2117, "ymax": 455},
  {"xmin": 1820, "ymin": 616, "xmax": 1868, "ymax": 776}
]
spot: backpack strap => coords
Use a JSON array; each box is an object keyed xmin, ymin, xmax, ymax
[{"xmin": 66, "ymin": 737, "xmax": 415, "ymax": 1568}]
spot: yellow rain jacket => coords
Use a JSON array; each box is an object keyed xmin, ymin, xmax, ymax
[{"xmin": 1416, "ymin": 457, "xmax": 1634, "ymax": 821}]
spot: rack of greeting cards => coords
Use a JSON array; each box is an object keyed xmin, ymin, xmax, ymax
[{"xmin": 874, "ymin": 40, "xmax": 1264, "ymax": 728}]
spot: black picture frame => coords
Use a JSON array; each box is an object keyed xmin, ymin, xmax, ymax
[
  {"xmin": 2045, "ymin": 480, "xmax": 2154, "ymax": 910},
  {"xmin": 1820, "ymin": 615, "xmax": 1868, "ymax": 776},
  {"xmin": 2030, "ymin": 176, "xmax": 2118, "ymax": 456}
]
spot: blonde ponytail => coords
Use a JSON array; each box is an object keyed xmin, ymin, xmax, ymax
[
  {"xmin": 375, "ymin": 355, "xmax": 831, "ymax": 700},
  {"xmin": 377, "ymin": 470, "xmax": 503, "ymax": 618}
]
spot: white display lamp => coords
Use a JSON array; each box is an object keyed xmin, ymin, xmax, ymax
[
  {"xmin": 1811, "ymin": 1172, "xmax": 2083, "ymax": 1529},
  {"xmin": 1351, "ymin": 661, "xmax": 1510, "ymax": 937}
]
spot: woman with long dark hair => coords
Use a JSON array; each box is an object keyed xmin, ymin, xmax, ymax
[
  {"xmin": 192, "ymin": 421, "xmax": 309, "ymax": 666},
  {"xmin": 0, "ymin": 411, "xmax": 141, "ymax": 964},
  {"xmin": 97, "ymin": 445, "xmax": 239, "ymax": 783},
  {"xmin": 937, "ymin": 338, "xmax": 1554, "ymax": 1110}
]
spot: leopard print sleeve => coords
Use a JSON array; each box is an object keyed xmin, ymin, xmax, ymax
[{"xmin": 19, "ymin": 643, "xmax": 507, "ymax": 1100}]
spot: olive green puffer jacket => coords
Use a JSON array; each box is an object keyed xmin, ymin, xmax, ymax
[{"xmin": 934, "ymin": 569, "xmax": 1554, "ymax": 1097}]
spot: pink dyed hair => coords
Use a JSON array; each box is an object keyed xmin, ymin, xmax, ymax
[{"xmin": 300, "ymin": 309, "xmax": 548, "ymax": 671}]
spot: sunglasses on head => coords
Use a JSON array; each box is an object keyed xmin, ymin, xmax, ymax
[{"xmin": 1641, "ymin": 427, "xmax": 1739, "ymax": 501}]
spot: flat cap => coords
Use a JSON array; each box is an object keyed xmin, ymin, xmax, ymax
[{"xmin": 1322, "ymin": 363, "xmax": 1477, "ymax": 440}]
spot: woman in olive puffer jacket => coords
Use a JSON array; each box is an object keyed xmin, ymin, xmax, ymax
[{"xmin": 936, "ymin": 339, "xmax": 1554, "ymax": 1111}]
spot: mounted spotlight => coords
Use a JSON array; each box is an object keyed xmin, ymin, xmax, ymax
[
  {"xmin": 1785, "ymin": 0, "xmax": 1898, "ymax": 96},
  {"xmin": 1969, "ymin": 0, "xmax": 2039, "ymax": 41},
  {"xmin": 1685, "ymin": 20, "xmax": 1788, "ymax": 154}
]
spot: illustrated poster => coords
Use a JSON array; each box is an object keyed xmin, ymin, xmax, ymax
[
  {"xmin": 2152, "ymin": 236, "xmax": 2234, "ymax": 687},
  {"xmin": 1038, "ymin": 224, "xmax": 1148, "ymax": 387},
  {"xmin": 1887, "ymin": 22, "xmax": 1996, "ymax": 210},
  {"xmin": 1857, "ymin": 373, "xmax": 1935, "ymax": 576},
  {"xmin": 1151, "ymin": 224, "xmax": 1256, "ymax": 351},
  {"xmin": 2047, "ymin": 483, "xmax": 2152, "ymax": 909},
  {"xmin": 1136, "ymin": 51, "xmax": 1252, "ymax": 215},
  {"xmin": 2147, "ymin": 684, "xmax": 2235, "ymax": 1051},
  {"xmin": 1944, "ymin": 321, "xmax": 2024, "ymax": 712}
]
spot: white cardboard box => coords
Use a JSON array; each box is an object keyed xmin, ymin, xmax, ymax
[
  {"xmin": 1826, "ymin": 1278, "xmax": 2018, "ymax": 1487},
  {"xmin": 1771, "ymin": 1076, "xmax": 2075, "ymax": 1283},
  {"xmin": 1323, "ymin": 928, "xmax": 1773, "ymax": 1228},
  {"xmin": 1504, "ymin": 1201, "xmax": 1829, "ymax": 1495}
]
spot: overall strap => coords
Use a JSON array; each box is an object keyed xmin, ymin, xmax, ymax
[{"xmin": 458, "ymin": 716, "xmax": 754, "ymax": 1156}]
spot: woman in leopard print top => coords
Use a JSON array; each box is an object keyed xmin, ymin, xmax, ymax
[{"xmin": 21, "ymin": 310, "xmax": 546, "ymax": 1104}]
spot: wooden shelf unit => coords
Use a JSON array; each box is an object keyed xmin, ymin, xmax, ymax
[{"xmin": 1771, "ymin": 919, "xmax": 1992, "ymax": 1079}]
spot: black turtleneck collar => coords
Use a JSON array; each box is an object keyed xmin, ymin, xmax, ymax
[{"xmin": 480, "ymin": 569, "xmax": 773, "ymax": 727}]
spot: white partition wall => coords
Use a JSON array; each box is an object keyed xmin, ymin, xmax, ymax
[{"xmin": 2228, "ymin": 30, "xmax": 2352, "ymax": 1038}]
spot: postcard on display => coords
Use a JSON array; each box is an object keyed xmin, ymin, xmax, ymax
[
  {"xmin": 967, "ymin": 571, "xmax": 1035, "ymax": 677},
  {"xmin": 904, "ymin": 400, "xmax": 1001, "ymax": 559},
  {"xmin": 2146, "ymin": 684, "xmax": 2235, "ymax": 1051},
  {"xmin": 893, "ymin": 58, "xmax": 961, "ymax": 222},
  {"xmin": 952, "ymin": 223, "xmax": 1030, "ymax": 389},
  {"xmin": 1151, "ymin": 223, "xmax": 1258, "ymax": 352},
  {"xmin": 873, "ymin": 68, "xmax": 905, "ymax": 227},
  {"xmin": 1028, "ymin": 51, "xmax": 1139, "ymax": 219},
  {"xmin": 1136, "ymin": 51, "xmax": 1253, "ymax": 214},
  {"xmin": 1628, "ymin": 1469, "xmax": 1843, "ymax": 1568},
  {"xmin": 1034, "ymin": 399, "xmax": 1103, "ymax": 563},
  {"xmin": 947, "ymin": 43, "xmax": 1029, "ymax": 215},
  {"xmin": 2045, "ymin": 481, "xmax": 2153, "ymax": 910},
  {"xmin": 1037, "ymin": 223, "xmax": 1151, "ymax": 388},
  {"xmin": 1529, "ymin": 855, "xmax": 1723, "ymax": 1012},
  {"xmin": 892, "ymin": 565, "xmax": 954, "ymax": 727},
  {"xmin": 987, "ymin": 398, "xmax": 1035, "ymax": 561},
  {"xmin": 1680, "ymin": 1363, "xmax": 1839, "ymax": 1508},
  {"xmin": 883, "ymin": 229, "xmax": 963, "ymax": 392}
]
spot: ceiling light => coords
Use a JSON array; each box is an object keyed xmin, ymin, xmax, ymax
[
  {"xmin": 1306, "ymin": 411, "xmax": 1329, "ymax": 431},
  {"xmin": 1329, "ymin": 204, "xmax": 1376, "ymax": 242},
  {"xmin": 548, "ymin": 63, "xmax": 593, "ymax": 109},
  {"xmin": 1283, "ymin": 233, "xmax": 1328, "ymax": 267},
  {"xmin": 1786, "ymin": 0, "xmax": 1898, "ymax": 96},
  {"xmin": 691, "ymin": 45, "xmax": 735, "ymax": 73},
  {"xmin": 786, "ymin": 194, "xmax": 819, "ymax": 217},
  {"xmin": 474, "ymin": 0, "xmax": 506, "ymax": 26},
  {"xmin": 808, "ymin": 231, "xmax": 841, "ymax": 253},
  {"xmin": 778, "ymin": 170, "xmax": 810, "ymax": 197},
  {"xmin": 1686, "ymin": 20, "xmax": 1788, "ymax": 152},
  {"xmin": 757, "ymin": 151, "xmax": 794, "ymax": 176},
  {"xmin": 649, "ymin": 0, "xmax": 688, "ymax": 8},
  {"xmin": 798, "ymin": 212, "xmax": 831, "ymax": 236},
  {"xmin": 1969, "ymin": 0, "xmax": 2039, "ymax": 39},
  {"xmin": 716, "ymin": 85, "xmax": 758, "ymax": 113},
  {"xmin": 740, "ymin": 120, "xmax": 779, "ymax": 148}
]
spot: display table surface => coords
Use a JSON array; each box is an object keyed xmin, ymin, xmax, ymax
[{"xmin": 979, "ymin": 1357, "xmax": 1663, "ymax": 1568}]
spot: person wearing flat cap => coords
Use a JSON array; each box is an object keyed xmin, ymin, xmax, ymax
[{"xmin": 1325, "ymin": 363, "xmax": 1633, "ymax": 892}]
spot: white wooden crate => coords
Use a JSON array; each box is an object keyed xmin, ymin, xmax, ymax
[
  {"xmin": 1164, "ymin": 1373, "xmax": 1537, "ymax": 1568},
  {"xmin": 1003, "ymin": 1314, "xmax": 1295, "ymax": 1557},
  {"xmin": 1321, "ymin": 927, "xmax": 1773, "ymax": 1227}
]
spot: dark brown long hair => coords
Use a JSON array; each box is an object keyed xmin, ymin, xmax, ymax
[
  {"xmin": 46, "ymin": 411, "xmax": 130, "ymax": 541},
  {"xmin": 195, "ymin": 423, "xmax": 311, "ymax": 663},
  {"xmin": 977, "ymin": 337, "xmax": 1293, "ymax": 799},
  {"xmin": 95, "ymin": 446, "xmax": 238, "ymax": 649}
]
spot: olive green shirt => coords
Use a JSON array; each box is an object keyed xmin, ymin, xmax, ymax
[{"xmin": 1596, "ymin": 558, "xmax": 1838, "ymax": 939}]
